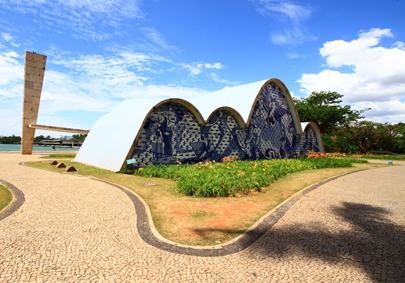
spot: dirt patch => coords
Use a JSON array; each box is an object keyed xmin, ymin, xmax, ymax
[
  {"xmin": 171, "ymin": 210, "xmax": 187, "ymax": 216},
  {"xmin": 169, "ymin": 205, "xmax": 188, "ymax": 216},
  {"xmin": 280, "ymin": 190, "xmax": 293, "ymax": 198}
]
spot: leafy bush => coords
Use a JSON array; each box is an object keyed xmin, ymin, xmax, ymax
[
  {"xmin": 335, "ymin": 136, "xmax": 360, "ymax": 153},
  {"xmin": 133, "ymin": 157, "xmax": 363, "ymax": 197},
  {"xmin": 322, "ymin": 135, "xmax": 336, "ymax": 152},
  {"xmin": 120, "ymin": 167, "xmax": 133, "ymax": 174}
]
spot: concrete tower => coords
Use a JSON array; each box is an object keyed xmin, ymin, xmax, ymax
[{"xmin": 21, "ymin": 52, "xmax": 47, "ymax": 155}]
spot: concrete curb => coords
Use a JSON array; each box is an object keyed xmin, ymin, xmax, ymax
[{"xmin": 0, "ymin": 179, "xmax": 26, "ymax": 222}]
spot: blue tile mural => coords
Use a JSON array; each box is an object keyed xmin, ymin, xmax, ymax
[
  {"xmin": 128, "ymin": 82, "xmax": 321, "ymax": 168},
  {"xmin": 297, "ymin": 126, "xmax": 321, "ymax": 155}
]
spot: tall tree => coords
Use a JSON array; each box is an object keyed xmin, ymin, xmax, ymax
[
  {"xmin": 374, "ymin": 122, "xmax": 405, "ymax": 153},
  {"xmin": 335, "ymin": 121, "xmax": 401, "ymax": 154},
  {"xmin": 293, "ymin": 91, "xmax": 369, "ymax": 134}
]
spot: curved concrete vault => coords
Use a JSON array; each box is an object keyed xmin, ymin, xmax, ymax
[{"xmin": 75, "ymin": 79, "xmax": 325, "ymax": 171}]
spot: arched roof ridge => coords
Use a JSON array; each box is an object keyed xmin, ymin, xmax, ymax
[
  {"xmin": 130, "ymin": 98, "xmax": 205, "ymax": 156},
  {"xmin": 246, "ymin": 79, "xmax": 303, "ymax": 134},
  {"xmin": 149, "ymin": 98, "xmax": 205, "ymax": 124},
  {"xmin": 206, "ymin": 107, "xmax": 246, "ymax": 128},
  {"xmin": 301, "ymin": 122, "xmax": 325, "ymax": 153}
]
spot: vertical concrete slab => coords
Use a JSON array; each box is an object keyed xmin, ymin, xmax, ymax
[{"xmin": 21, "ymin": 52, "xmax": 47, "ymax": 155}]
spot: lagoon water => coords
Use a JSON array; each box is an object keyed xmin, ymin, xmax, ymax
[{"xmin": 0, "ymin": 144, "xmax": 79, "ymax": 152}]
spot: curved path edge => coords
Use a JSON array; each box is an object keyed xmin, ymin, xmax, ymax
[
  {"xmin": 0, "ymin": 179, "xmax": 25, "ymax": 222},
  {"xmin": 19, "ymin": 162, "xmax": 371, "ymax": 257}
]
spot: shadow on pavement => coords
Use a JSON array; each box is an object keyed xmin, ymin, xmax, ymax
[{"xmin": 247, "ymin": 202, "xmax": 405, "ymax": 282}]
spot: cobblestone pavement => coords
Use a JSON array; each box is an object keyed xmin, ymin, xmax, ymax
[{"xmin": 1, "ymin": 153, "xmax": 404, "ymax": 283}]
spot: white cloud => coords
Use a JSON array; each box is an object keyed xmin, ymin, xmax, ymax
[
  {"xmin": 140, "ymin": 28, "xmax": 180, "ymax": 55},
  {"xmin": 0, "ymin": 43, "xmax": 222, "ymax": 135},
  {"xmin": 0, "ymin": 51, "xmax": 24, "ymax": 91},
  {"xmin": 298, "ymin": 28, "xmax": 405, "ymax": 122},
  {"xmin": 1, "ymin": 0, "xmax": 144, "ymax": 41},
  {"xmin": 123, "ymin": 84, "xmax": 206, "ymax": 100},
  {"xmin": 394, "ymin": 41, "xmax": 405, "ymax": 50},
  {"xmin": 1, "ymin": 33, "xmax": 13, "ymax": 41},
  {"xmin": 53, "ymin": 54, "xmax": 148, "ymax": 87},
  {"xmin": 354, "ymin": 101, "xmax": 405, "ymax": 117},
  {"xmin": 3, "ymin": 51, "xmax": 19, "ymax": 58},
  {"xmin": 178, "ymin": 63, "xmax": 203, "ymax": 76},
  {"xmin": 320, "ymin": 28, "xmax": 393, "ymax": 68},
  {"xmin": 251, "ymin": 0, "xmax": 316, "ymax": 45},
  {"xmin": 286, "ymin": 52, "xmax": 307, "ymax": 59},
  {"xmin": 208, "ymin": 73, "xmax": 239, "ymax": 86},
  {"xmin": 3, "ymin": 0, "xmax": 144, "ymax": 19},
  {"xmin": 204, "ymin": 62, "xmax": 224, "ymax": 69},
  {"xmin": 39, "ymin": 48, "xmax": 208, "ymax": 111},
  {"xmin": 179, "ymin": 62, "xmax": 226, "ymax": 76},
  {"xmin": 352, "ymin": 101, "xmax": 405, "ymax": 124}
]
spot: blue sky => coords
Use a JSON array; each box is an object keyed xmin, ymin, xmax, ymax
[{"xmin": 1, "ymin": 0, "xmax": 404, "ymax": 137}]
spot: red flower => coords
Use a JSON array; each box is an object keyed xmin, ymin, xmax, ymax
[{"xmin": 221, "ymin": 184, "xmax": 225, "ymax": 188}]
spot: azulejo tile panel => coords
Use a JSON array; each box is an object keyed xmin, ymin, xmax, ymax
[{"xmin": 128, "ymin": 82, "xmax": 321, "ymax": 168}]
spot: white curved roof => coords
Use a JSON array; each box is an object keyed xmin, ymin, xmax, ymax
[
  {"xmin": 190, "ymin": 80, "xmax": 267, "ymax": 122},
  {"xmin": 75, "ymin": 79, "xmax": 304, "ymax": 171}
]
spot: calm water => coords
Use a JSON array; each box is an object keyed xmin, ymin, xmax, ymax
[{"xmin": 0, "ymin": 144, "xmax": 79, "ymax": 152}]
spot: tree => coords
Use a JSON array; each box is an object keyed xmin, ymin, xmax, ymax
[
  {"xmin": 374, "ymin": 122, "xmax": 405, "ymax": 153},
  {"xmin": 321, "ymin": 135, "xmax": 335, "ymax": 152},
  {"xmin": 293, "ymin": 91, "xmax": 369, "ymax": 135},
  {"xmin": 0, "ymin": 135, "xmax": 21, "ymax": 144},
  {"xmin": 72, "ymin": 134, "xmax": 87, "ymax": 140},
  {"xmin": 34, "ymin": 135, "xmax": 45, "ymax": 142},
  {"xmin": 335, "ymin": 121, "xmax": 401, "ymax": 154}
]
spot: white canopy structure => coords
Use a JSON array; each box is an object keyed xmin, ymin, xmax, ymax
[{"xmin": 75, "ymin": 79, "xmax": 324, "ymax": 171}]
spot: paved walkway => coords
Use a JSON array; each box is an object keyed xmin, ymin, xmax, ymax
[{"xmin": 0, "ymin": 153, "xmax": 404, "ymax": 283}]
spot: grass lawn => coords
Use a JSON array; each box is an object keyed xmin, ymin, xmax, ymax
[
  {"xmin": 40, "ymin": 153, "xmax": 77, "ymax": 159},
  {"xmin": 0, "ymin": 183, "xmax": 13, "ymax": 212},
  {"xmin": 326, "ymin": 153, "xmax": 405, "ymax": 160},
  {"xmin": 26, "ymin": 159, "xmax": 386, "ymax": 246}
]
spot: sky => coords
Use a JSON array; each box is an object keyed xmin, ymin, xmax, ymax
[{"xmin": 0, "ymin": 0, "xmax": 404, "ymax": 137}]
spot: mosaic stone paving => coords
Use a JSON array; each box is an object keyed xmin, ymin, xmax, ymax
[{"xmin": 2, "ymin": 154, "xmax": 404, "ymax": 282}]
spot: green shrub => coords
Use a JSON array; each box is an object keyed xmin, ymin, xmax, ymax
[
  {"xmin": 133, "ymin": 158, "xmax": 364, "ymax": 197},
  {"xmin": 322, "ymin": 135, "xmax": 336, "ymax": 152},
  {"xmin": 120, "ymin": 167, "xmax": 133, "ymax": 174}
]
